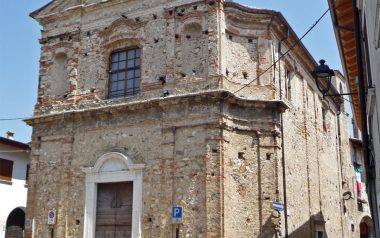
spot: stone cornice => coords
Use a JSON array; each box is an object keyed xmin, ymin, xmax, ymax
[{"xmin": 24, "ymin": 90, "xmax": 289, "ymax": 126}]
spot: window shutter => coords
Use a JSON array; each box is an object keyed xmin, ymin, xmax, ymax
[
  {"xmin": 26, "ymin": 164, "xmax": 30, "ymax": 181},
  {"xmin": 0, "ymin": 159, "xmax": 13, "ymax": 181}
]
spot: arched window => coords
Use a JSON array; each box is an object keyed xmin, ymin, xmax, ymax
[{"xmin": 109, "ymin": 47, "xmax": 141, "ymax": 98}]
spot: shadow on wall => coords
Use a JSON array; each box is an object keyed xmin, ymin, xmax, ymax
[
  {"xmin": 289, "ymin": 212, "xmax": 328, "ymax": 238},
  {"xmin": 258, "ymin": 212, "xmax": 328, "ymax": 238}
]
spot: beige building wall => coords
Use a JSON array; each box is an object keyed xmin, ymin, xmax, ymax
[{"xmin": 25, "ymin": 0, "xmax": 359, "ymax": 237}]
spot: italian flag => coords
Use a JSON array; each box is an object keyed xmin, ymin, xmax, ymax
[{"xmin": 354, "ymin": 164, "xmax": 362, "ymax": 194}]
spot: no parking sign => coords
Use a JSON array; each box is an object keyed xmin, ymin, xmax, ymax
[{"xmin": 47, "ymin": 210, "xmax": 56, "ymax": 225}]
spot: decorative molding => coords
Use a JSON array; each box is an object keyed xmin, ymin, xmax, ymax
[{"xmin": 82, "ymin": 152, "xmax": 144, "ymax": 238}]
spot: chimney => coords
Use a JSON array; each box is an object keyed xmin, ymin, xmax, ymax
[{"xmin": 6, "ymin": 131, "xmax": 14, "ymax": 140}]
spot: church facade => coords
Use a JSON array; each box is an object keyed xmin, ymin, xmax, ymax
[{"xmin": 25, "ymin": 0, "xmax": 359, "ymax": 237}]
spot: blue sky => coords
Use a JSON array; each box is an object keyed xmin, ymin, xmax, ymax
[{"xmin": 0, "ymin": 0, "xmax": 342, "ymax": 143}]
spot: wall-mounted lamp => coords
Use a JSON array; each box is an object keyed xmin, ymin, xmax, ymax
[
  {"xmin": 312, "ymin": 59, "xmax": 335, "ymax": 95},
  {"xmin": 313, "ymin": 59, "xmax": 354, "ymax": 97}
]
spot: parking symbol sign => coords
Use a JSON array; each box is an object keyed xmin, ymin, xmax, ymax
[{"xmin": 172, "ymin": 207, "xmax": 182, "ymax": 224}]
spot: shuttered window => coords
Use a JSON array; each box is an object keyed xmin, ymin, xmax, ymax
[{"xmin": 0, "ymin": 159, "xmax": 13, "ymax": 181}]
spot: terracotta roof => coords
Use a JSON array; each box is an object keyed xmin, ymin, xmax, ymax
[
  {"xmin": 328, "ymin": 0, "xmax": 361, "ymax": 128},
  {"xmin": 0, "ymin": 137, "xmax": 30, "ymax": 150}
]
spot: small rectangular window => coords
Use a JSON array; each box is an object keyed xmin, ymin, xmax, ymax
[
  {"xmin": 317, "ymin": 231, "xmax": 323, "ymax": 238},
  {"xmin": 0, "ymin": 158, "xmax": 13, "ymax": 181}
]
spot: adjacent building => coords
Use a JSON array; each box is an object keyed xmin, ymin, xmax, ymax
[
  {"xmin": 328, "ymin": 0, "xmax": 380, "ymax": 236},
  {"xmin": 0, "ymin": 132, "xmax": 30, "ymax": 238},
  {"xmin": 25, "ymin": 0, "xmax": 360, "ymax": 237}
]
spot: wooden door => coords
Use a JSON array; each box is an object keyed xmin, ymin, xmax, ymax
[{"xmin": 96, "ymin": 182, "xmax": 133, "ymax": 238}]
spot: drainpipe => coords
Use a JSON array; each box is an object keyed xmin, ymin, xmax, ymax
[
  {"xmin": 278, "ymin": 33, "xmax": 289, "ymax": 238},
  {"xmin": 353, "ymin": 0, "xmax": 380, "ymax": 236},
  {"xmin": 336, "ymin": 110, "xmax": 346, "ymax": 238}
]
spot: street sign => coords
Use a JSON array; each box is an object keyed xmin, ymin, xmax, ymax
[
  {"xmin": 172, "ymin": 207, "xmax": 183, "ymax": 224},
  {"xmin": 272, "ymin": 202, "xmax": 284, "ymax": 211},
  {"xmin": 47, "ymin": 210, "xmax": 56, "ymax": 225}
]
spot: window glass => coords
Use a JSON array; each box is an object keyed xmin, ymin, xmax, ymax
[
  {"xmin": 135, "ymin": 69, "xmax": 140, "ymax": 77},
  {"xmin": 111, "ymin": 53, "xmax": 118, "ymax": 62},
  {"xmin": 134, "ymin": 78, "xmax": 140, "ymax": 88},
  {"xmin": 111, "ymin": 73, "xmax": 117, "ymax": 82},
  {"xmin": 118, "ymin": 81, "xmax": 125, "ymax": 90},
  {"xmin": 128, "ymin": 60, "xmax": 135, "ymax": 69},
  {"xmin": 111, "ymin": 63, "xmax": 118, "ymax": 71},
  {"xmin": 128, "ymin": 50, "xmax": 135, "ymax": 59},
  {"xmin": 118, "ymin": 61, "xmax": 126, "ymax": 70},
  {"xmin": 120, "ymin": 52, "xmax": 126, "ymax": 61},
  {"xmin": 109, "ymin": 48, "xmax": 141, "ymax": 98},
  {"xmin": 111, "ymin": 82, "xmax": 117, "ymax": 91},
  {"xmin": 127, "ymin": 79, "xmax": 134, "ymax": 89},
  {"xmin": 118, "ymin": 72, "xmax": 126, "ymax": 80},
  {"xmin": 127, "ymin": 70, "xmax": 134, "ymax": 79}
]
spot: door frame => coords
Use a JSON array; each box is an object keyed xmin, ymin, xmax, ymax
[{"xmin": 82, "ymin": 152, "xmax": 144, "ymax": 238}]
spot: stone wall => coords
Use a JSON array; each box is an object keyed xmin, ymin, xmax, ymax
[{"xmin": 25, "ymin": 0, "xmax": 358, "ymax": 237}]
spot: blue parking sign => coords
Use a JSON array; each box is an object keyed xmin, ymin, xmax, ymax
[{"xmin": 172, "ymin": 207, "xmax": 182, "ymax": 224}]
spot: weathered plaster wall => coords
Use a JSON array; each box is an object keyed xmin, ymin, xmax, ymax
[
  {"xmin": 25, "ymin": 0, "xmax": 359, "ymax": 238},
  {"xmin": 26, "ymin": 96, "xmax": 225, "ymax": 238},
  {"xmin": 34, "ymin": 0, "xmax": 222, "ymax": 115}
]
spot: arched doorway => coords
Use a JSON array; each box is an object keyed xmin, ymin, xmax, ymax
[
  {"xmin": 5, "ymin": 207, "xmax": 25, "ymax": 238},
  {"xmin": 359, "ymin": 216, "xmax": 373, "ymax": 238}
]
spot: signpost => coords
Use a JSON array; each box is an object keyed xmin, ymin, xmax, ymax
[{"xmin": 172, "ymin": 207, "xmax": 182, "ymax": 238}]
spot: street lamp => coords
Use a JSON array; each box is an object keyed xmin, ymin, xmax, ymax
[
  {"xmin": 313, "ymin": 59, "xmax": 335, "ymax": 95},
  {"xmin": 312, "ymin": 59, "xmax": 355, "ymax": 97}
]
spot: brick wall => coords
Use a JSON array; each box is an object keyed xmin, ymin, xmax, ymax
[{"xmin": 25, "ymin": 1, "xmax": 357, "ymax": 237}]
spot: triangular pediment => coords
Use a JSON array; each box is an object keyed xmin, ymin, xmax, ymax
[{"xmin": 30, "ymin": 0, "xmax": 82, "ymax": 19}]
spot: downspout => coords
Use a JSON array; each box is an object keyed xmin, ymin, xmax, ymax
[
  {"xmin": 278, "ymin": 31, "xmax": 289, "ymax": 238},
  {"xmin": 336, "ymin": 110, "xmax": 345, "ymax": 238},
  {"xmin": 353, "ymin": 0, "xmax": 380, "ymax": 236}
]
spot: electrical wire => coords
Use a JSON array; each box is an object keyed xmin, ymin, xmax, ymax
[{"xmin": 225, "ymin": 8, "xmax": 330, "ymax": 99}]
